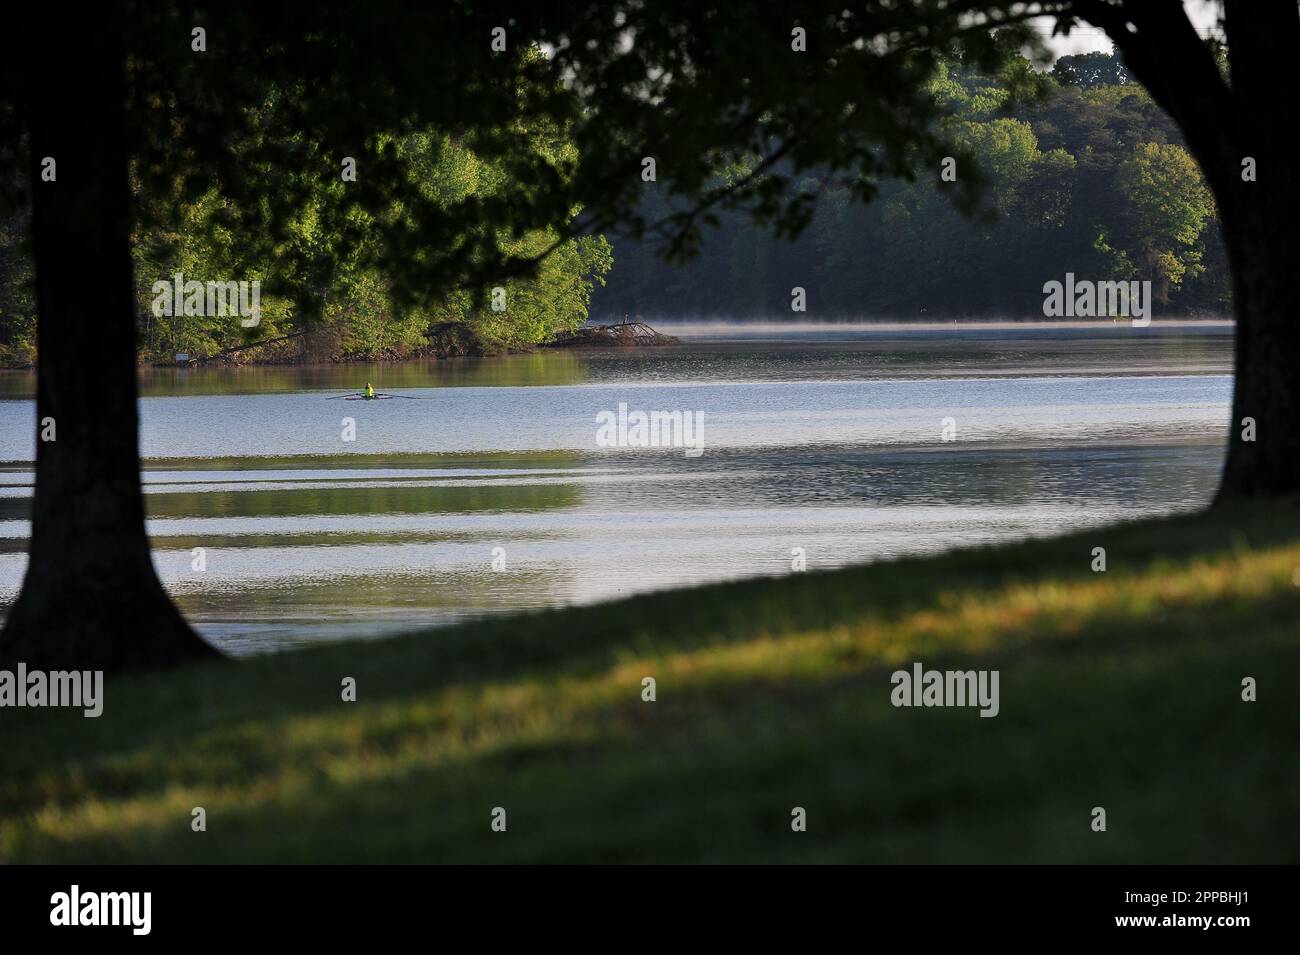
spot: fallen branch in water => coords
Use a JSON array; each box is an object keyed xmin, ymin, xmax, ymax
[
  {"xmin": 546, "ymin": 319, "xmax": 678, "ymax": 348},
  {"xmin": 156, "ymin": 330, "xmax": 310, "ymax": 366}
]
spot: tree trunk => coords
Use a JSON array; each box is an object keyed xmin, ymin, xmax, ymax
[
  {"xmin": 1212, "ymin": 0, "xmax": 1300, "ymax": 499},
  {"xmin": 0, "ymin": 14, "xmax": 220, "ymax": 672},
  {"xmin": 1214, "ymin": 182, "xmax": 1300, "ymax": 499},
  {"xmin": 1082, "ymin": 0, "xmax": 1300, "ymax": 499}
]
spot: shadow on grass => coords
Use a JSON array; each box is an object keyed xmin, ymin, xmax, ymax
[{"xmin": 3, "ymin": 497, "xmax": 1299, "ymax": 862}]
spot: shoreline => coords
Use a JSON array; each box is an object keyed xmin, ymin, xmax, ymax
[{"xmin": 0, "ymin": 317, "xmax": 1236, "ymax": 372}]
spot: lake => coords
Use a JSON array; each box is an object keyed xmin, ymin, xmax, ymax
[{"xmin": 0, "ymin": 321, "xmax": 1233, "ymax": 655}]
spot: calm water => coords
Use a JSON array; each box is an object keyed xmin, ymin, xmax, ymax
[{"xmin": 0, "ymin": 322, "xmax": 1233, "ymax": 655}]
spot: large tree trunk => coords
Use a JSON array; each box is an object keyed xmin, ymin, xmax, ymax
[
  {"xmin": 0, "ymin": 14, "xmax": 220, "ymax": 672},
  {"xmin": 1212, "ymin": 0, "xmax": 1300, "ymax": 499},
  {"xmin": 1081, "ymin": 0, "xmax": 1300, "ymax": 499},
  {"xmin": 1215, "ymin": 183, "xmax": 1300, "ymax": 498}
]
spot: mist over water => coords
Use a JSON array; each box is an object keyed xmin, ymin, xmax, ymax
[{"xmin": 0, "ymin": 322, "xmax": 1233, "ymax": 655}]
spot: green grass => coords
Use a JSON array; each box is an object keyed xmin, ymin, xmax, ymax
[{"xmin": 3, "ymin": 497, "xmax": 1300, "ymax": 863}]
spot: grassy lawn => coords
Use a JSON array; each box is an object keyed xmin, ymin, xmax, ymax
[{"xmin": 3, "ymin": 497, "xmax": 1299, "ymax": 863}]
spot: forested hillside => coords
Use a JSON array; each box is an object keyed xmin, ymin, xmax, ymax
[
  {"xmin": 591, "ymin": 52, "xmax": 1229, "ymax": 321},
  {"xmin": 0, "ymin": 51, "xmax": 1230, "ymax": 367},
  {"xmin": 0, "ymin": 108, "xmax": 611, "ymax": 366}
]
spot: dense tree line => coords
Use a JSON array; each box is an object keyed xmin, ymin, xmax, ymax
[
  {"xmin": 0, "ymin": 119, "xmax": 611, "ymax": 367},
  {"xmin": 0, "ymin": 50, "xmax": 1226, "ymax": 369},
  {"xmin": 591, "ymin": 52, "xmax": 1228, "ymax": 320},
  {"xmin": 1, "ymin": 50, "xmax": 1227, "ymax": 369}
]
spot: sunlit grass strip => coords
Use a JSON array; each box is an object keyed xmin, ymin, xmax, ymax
[{"xmin": 4, "ymin": 535, "xmax": 1297, "ymax": 861}]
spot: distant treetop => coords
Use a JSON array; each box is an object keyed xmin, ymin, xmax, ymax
[{"xmin": 1051, "ymin": 51, "xmax": 1133, "ymax": 88}]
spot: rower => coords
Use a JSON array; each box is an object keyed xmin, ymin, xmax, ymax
[{"xmin": 364, "ymin": 382, "xmax": 375, "ymax": 400}]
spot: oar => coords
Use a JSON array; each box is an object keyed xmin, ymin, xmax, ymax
[
  {"xmin": 374, "ymin": 392, "xmax": 425, "ymax": 399},
  {"xmin": 325, "ymin": 392, "xmax": 361, "ymax": 400}
]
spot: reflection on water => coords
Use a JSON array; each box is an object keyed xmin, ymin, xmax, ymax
[{"xmin": 0, "ymin": 323, "xmax": 1233, "ymax": 655}]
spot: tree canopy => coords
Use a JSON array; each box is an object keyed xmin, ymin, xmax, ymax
[{"xmin": 591, "ymin": 52, "xmax": 1225, "ymax": 319}]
